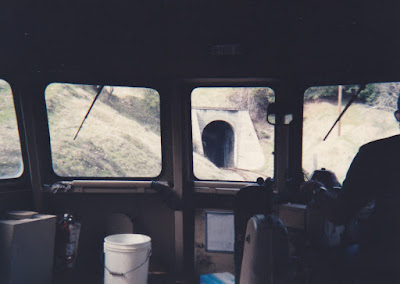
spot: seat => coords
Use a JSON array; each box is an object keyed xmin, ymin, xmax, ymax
[
  {"xmin": 239, "ymin": 214, "xmax": 290, "ymax": 284},
  {"xmin": 234, "ymin": 183, "xmax": 271, "ymax": 282},
  {"xmin": 234, "ymin": 180, "xmax": 291, "ymax": 283}
]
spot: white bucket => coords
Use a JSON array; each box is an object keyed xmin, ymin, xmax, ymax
[{"xmin": 104, "ymin": 234, "xmax": 151, "ymax": 284}]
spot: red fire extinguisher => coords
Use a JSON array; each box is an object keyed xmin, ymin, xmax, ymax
[{"xmin": 55, "ymin": 213, "xmax": 81, "ymax": 271}]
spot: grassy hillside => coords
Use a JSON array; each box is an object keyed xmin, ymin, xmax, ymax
[
  {"xmin": 0, "ymin": 80, "xmax": 23, "ymax": 178},
  {"xmin": 45, "ymin": 84, "xmax": 162, "ymax": 177},
  {"xmin": 303, "ymin": 101, "xmax": 398, "ymax": 182}
]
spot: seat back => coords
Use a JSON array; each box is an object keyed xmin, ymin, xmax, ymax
[
  {"xmin": 234, "ymin": 181, "xmax": 273, "ymax": 282},
  {"xmin": 239, "ymin": 214, "xmax": 290, "ymax": 284}
]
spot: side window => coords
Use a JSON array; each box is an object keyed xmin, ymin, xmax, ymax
[
  {"xmin": 303, "ymin": 83, "xmax": 399, "ymax": 182},
  {"xmin": 45, "ymin": 83, "xmax": 161, "ymax": 178},
  {"xmin": 191, "ymin": 87, "xmax": 275, "ymax": 181},
  {"xmin": 0, "ymin": 79, "xmax": 23, "ymax": 179}
]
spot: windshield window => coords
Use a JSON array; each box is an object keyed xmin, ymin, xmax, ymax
[
  {"xmin": 45, "ymin": 83, "xmax": 161, "ymax": 177},
  {"xmin": 0, "ymin": 79, "xmax": 23, "ymax": 179},
  {"xmin": 191, "ymin": 87, "xmax": 275, "ymax": 182},
  {"xmin": 303, "ymin": 83, "xmax": 399, "ymax": 183}
]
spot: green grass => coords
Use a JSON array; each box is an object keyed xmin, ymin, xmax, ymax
[
  {"xmin": 46, "ymin": 83, "xmax": 162, "ymax": 177},
  {"xmin": 0, "ymin": 80, "xmax": 23, "ymax": 178},
  {"xmin": 303, "ymin": 101, "xmax": 399, "ymax": 182}
]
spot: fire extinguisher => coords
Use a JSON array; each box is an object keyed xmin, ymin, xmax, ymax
[{"xmin": 55, "ymin": 213, "xmax": 81, "ymax": 271}]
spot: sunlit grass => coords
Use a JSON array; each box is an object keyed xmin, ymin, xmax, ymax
[
  {"xmin": 0, "ymin": 80, "xmax": 23, "ymax": 177},
  {"xmin": 46, "ymin": 84, "xmax": 162, "ymax": 177},
  {"xmin": 303, "ymin": 102, "xmax": 398, "ymax": 182}
]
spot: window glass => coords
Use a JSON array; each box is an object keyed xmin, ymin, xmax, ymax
[
  {"xmin": 0, "ymin": 79, "xmax": 23, "ymax": 179},
  {"xmin": 45, "ymin": 83, "xmax": 161, "ymax": 177},
  {"xmin": 303, "ymin": 83, "xmax": 399, "ymax": 183},
  {"xmin": 192, "ymin": 87, "xmax": 275, "ymax": 181}
]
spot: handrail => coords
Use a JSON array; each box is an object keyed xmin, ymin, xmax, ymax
[
  {"xmin": 45, "ymin": 180, "xmax": 168, "ymax": 194},
  {"xmin": 193, "ymin": 181, "xmax": 256, "ymax": 194}
]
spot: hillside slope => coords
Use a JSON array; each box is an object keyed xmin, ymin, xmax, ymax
[
  {"xmin": 0, "ymin": 80, "xmax": 23, "ymax": 178},
  {"xmin": 303, "ymin": 102, "xmax": 398, "ymax": 182},
  {"xmin": 46, "ymin": 84, "xmax": 162, "ymax": 177}
]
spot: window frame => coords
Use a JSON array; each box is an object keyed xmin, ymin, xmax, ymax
[
  {"xmin": 183, "ymin": 79, "xmax": 281, "ymax": 193},
  {"xmin": 0, "ymin": 77, "xmax": 30, "ymax": 189},
  {"xmin": 43, "ymin": 81, "xmax": 167, "ymax": 183},
  {"xmin": 300, "ymin": 81, "xmax": 400, "ymax": 184}
]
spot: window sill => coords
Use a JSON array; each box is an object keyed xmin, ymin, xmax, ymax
[
  {"xmin": 193, "ymin": 181, "xmax": 255, "ymax": 194},
  {"xmin": 44, "ymin": 180, "xmax": 166, "ymax": 194}
]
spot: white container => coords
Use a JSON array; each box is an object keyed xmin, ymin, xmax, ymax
[
  {"xmin": 0, "ymin": 214, "xmax": 56, "ymax": 284},
  {"xmin": 104, "ymin": 234, "xmax": 151, "ymax": 284},
  {"xmin": 7, "ymin": 210, "xmax": 38, "ymax": 220}
]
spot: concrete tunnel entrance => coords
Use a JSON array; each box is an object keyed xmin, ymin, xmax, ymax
[{"xmin": 201, "ymin": 120, "xmax": 234, "ymax": 167}]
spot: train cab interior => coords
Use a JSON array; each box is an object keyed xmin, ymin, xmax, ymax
[{"xmin": 1, "ymin": 1, "xmax": 400, "ymax": 283}]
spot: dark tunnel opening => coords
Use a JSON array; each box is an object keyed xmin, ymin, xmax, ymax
[{"xmin": 202, "ymin": 120, "xmax": 234, "ymax": 168}]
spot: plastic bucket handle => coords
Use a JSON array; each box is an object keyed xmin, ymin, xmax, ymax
[{"xmin": 104, "ymin": 249, "xmax": 152, "ymax": 277}]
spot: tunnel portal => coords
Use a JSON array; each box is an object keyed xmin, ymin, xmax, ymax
[{"xmin": 202, "ymin": 120, "xmax": 234, "ymax": 167}]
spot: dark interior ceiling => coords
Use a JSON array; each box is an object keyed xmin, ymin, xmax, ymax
[{"xmin": 1, "ymin": 0, "xmax": 400, "ymax": 84}]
